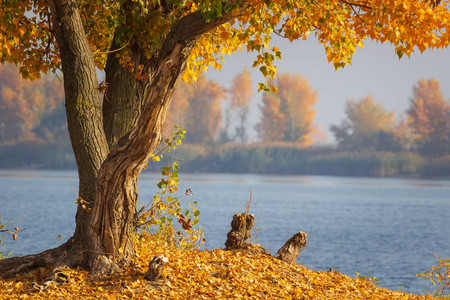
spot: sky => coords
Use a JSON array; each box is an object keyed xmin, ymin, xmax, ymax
[{"xmin": 205, "ymin": 36, "xmax": 450, "ymax": 143}]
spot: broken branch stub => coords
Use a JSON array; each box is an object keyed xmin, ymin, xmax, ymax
[
  {"xmin": 144, "ymin": 254, "xmax": 169, "ymax": 281},
  {"xmin": 225, "ymin": 213, "xmax": 255, "ymax": 250},
  {"xmin": 276, "ymin": 231, "xmax": 307, "ymax": 264}
]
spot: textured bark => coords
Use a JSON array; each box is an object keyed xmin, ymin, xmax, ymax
[
  {"xmin": 102, "ymin": 40, "xmax": 152, "ymax": 150},
  {"xmin": 144, "ymin": 255, "xmax": 169, "ymax": 281},
  {"xmin": 225, "ymin": 213, "xmax": 255, "ymax": 250},
  {"xmin": 276, "ymin": 232, "xmax": 307, "ymax": 265},
  {"xmin": 46, "ymin": 0, "xmax": 110, "ymax": 270}
]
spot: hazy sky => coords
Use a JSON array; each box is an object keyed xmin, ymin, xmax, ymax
[{"xmin": 205, "ymin": 36, "xmax": 450, "ymax": 143}]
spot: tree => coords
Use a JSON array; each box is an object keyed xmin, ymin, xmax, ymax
[
  {"xmin": 162, "ymin": 82, "xmax": 190, "ymax": 139},
  {"xmin": 310, "ymin": 124, "xmax": 329, "ymax": 145},
  {"xmin": 393, "ymin": 116, "xmax": 413, "ymax": 151},
  {"xmin": 0, "ymin": 64, "xmax": 64, "ymax": 144},
  {"xmin": 257, "ymin": 73, "xmax": 317, "ymax": 146},
  {"xmin": 224, "ymin": 67, "xmax": 254, "ymax": 143},
  {"xmin": 407, "ymin": 79, "xmax": 450, "ymax": 158},
  {"xmin": 163, "ymin": 73, "xmax": 225, "ymax": 144},
  {"xmin": 1, "ymin": 0, "xmax": 449, "ymax": 277},
  {"xmin": 331, "ymin": 96, "xmax": 403, "ymax": 151}
]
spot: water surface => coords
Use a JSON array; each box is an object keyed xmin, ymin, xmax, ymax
[{"xmin": 0, "ymin": 169, "xmax": 449, "ymax": 294}]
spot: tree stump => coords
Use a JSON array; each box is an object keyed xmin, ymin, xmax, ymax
[
  {"xmin": 276, "ymin": 231, "xmax": 307, "ymax": 264},
  {"xmin": 225, "ymin": 213, "xmax": 255, "ymax": 250},
  {"xmin": 144, "ymin": 254, "xmax": 169, "ymax": 281}
]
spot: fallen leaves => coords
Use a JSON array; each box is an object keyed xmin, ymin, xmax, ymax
[{"xmin": 0, "ymin": 234, "xmax": 440, "ymax": 299}]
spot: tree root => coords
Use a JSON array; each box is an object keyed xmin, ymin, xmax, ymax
[
  {"xmin": 0, "ymin": 246, "xmax": 61, "ymax": 279},
  {"xmin": 0, "ymin": 238, "xmax": 122, "ymax": 280}
]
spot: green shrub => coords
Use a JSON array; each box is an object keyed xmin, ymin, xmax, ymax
[{"xmin": 138, "ymin": 127, "xmax": 204, "ymax": 250}]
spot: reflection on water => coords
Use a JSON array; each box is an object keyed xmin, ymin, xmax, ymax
[{"xmin": 0, "ymin": 169, "xmax": 449, "ymax": 295}]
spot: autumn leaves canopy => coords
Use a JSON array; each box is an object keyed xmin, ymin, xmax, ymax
[{"xmin": 1, "ymin": 0, "xmax": 450, "ymax": 87}]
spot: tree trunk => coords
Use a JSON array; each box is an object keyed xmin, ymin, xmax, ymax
[
  {"xmin": 47, "ymin": 0, "xmax": 110, "ymax": 269},
  {"xmin": 102, "ymin": 39, "xmax": 152, "ymax": 150},
  {"xmin": 86, "ymin": 40, "xmax": 194, "ymax": 273},
  {"xmin": 0, "ymin": 0, "xmax": 243, "ymax": 278}
]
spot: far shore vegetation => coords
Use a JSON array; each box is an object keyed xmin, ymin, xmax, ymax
[
  {"xmin": 2, "ymin": 139, "xmax": 450, "ymax": 178},
  {"xmin": 1, "ymin": 64, "xmax": 450, "ymax": 177}
]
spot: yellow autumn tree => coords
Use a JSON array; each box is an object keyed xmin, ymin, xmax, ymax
[
  {"xmin": 164, "ymin": 73, "xmax": 225, "ymax": 144},
  {"xmin": 0, "ymin": 64, "xmax": 64, "ymax": 144},
  {"xmin": 1, "ymin": 0, "xmax": 450, "ymax": 277},
  {"xmin": 407, "ymin": 79, "xmax": 450, "ymax": 158},
  {"xmin": 257, "ymin": 73, "xmax": 317, "ymax": 146},
  {"xmin": 162, "ymin": 83, "xmax": 191, "ymax": 139},
  {"xmin": 227, "ymin": 67, "xmax": 254, "ymax": 143},
  {"xmin": 331, "ymin": 96, "xmax": 401, "ymax": 151}
]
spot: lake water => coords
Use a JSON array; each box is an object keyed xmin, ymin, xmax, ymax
[{"xmin": 0, "ymin": 169, "xmax": 449, "ymax": 295}]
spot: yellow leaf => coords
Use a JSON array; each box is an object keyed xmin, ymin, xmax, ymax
[
  {"xmin": 118, "ymin": 247, "xmax": 124, "ymax": 254},
  {"xmin": 220, "ymin": 31, "xmax": 231, "ymax": 40},
  {"xmin": 18, "ymin": 26, "xmax": 26, "ymax": 36},
  {"xmin": 231, "ymin": 8, "xmax": 240, "ymax": 16}
]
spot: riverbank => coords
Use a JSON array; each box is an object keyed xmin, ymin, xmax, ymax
[
  {"xmin": 2, "ymin": 142, "xmax": 450, "ymax": 177},
  {"xmin": 0, "ymin": 234, "xmax": 440, "ymax": 299}
]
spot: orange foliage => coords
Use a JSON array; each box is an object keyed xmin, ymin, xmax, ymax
[
  {"xmin": 163, "ymin": 74, "xmax": 226, "ymax": 144},
  {"xmin": 230, "ymin": 67, "xmax": 253, "ymax": 109},
  {"xmin": 1, "ymin": 0, "xmax": 449, "ymax": 87},
  {"xmin": 311, "ymin": 124, "xmax": 329, "ymax": 145},
  {"xmin": 346, "ymin": 96, "xmax": 396, "ymax": 136},
  {"xmin": 407, "ymin": 79, "xmax": 450, "ymax": 157},
  {"xmin": 227, "ymin": 67, "xmax": 254, "ymax": 143},
  {"xmin": 0, "ymin": 64, "xmax": 64, "ymax": 144},
  {"xmin": 0, "ymin": 234, "xmax": 439, "ymax": 299},
  {"xmin": 257, "ymin": 73, "xmax": 317, "ymax": 146},
  {"xmin": 331, "ymin": 96, "xmax": 400, "ymax": 151}
]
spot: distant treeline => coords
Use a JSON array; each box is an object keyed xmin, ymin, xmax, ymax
[
  {"xmin": 141, "ymin": 143, "xmax": 450, "ymax": 177},
  {"xmin": 2, "ymin": 139, "xmax": 450, "ymax": 177},
  {"xmin": 0, "ymin": 142, "xmax": 75, "ymax": 169},
  {"xmin": 2, "ymin": 62, "xmax": 450, "ymax": 177}
]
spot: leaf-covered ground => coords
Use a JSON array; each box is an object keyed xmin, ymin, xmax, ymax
[{"xmin": 0, "ymin": 235, "xmax": 440, "ymax": 299}]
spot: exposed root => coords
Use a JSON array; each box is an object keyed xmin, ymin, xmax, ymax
[
  {"xmin": 90, "ymin": 255, "xmax": 122, "ymax": 277},
  {"xmin": 0, "ymin": 238, "xmax": 122, "ymax": 280},
  {"xmin": 0, "ymin": 246, "xmax": 60, "ymax": 279}
]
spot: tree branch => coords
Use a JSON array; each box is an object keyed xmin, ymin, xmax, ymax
[
  {"xmin": 160, "ymin": 3, "xmax": 250, "ymax": 58},
  {"xmin": 338, "ymin": 0, "xmax": 372, "ymax": 10}
]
